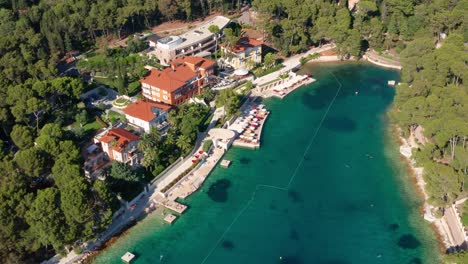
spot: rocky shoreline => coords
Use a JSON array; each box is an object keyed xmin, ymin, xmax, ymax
[{"xmin": 395, "ymin": 126, "xmax": 454, "ymax": 252}]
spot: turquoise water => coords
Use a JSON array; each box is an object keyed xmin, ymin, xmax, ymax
[{"xmin": 94, "ymin": 63, "xmax": 440, "ymax": 264}]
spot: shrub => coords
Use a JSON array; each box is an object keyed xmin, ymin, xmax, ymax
[
  {"xmin": 462, "ymin": 213, "xmax": 468, "ymax": 226},
  {"xmin": 202, "ymin": 140, "xmax": 213, "ymax": 152},
  {"xmin": 128, "ymin": 81, "xmax": 141, "ymax": 96},
  {"xmin": 161, "ymin": 160, "xmax": 200, "ymax": 193},
  {"xmin": 95, "ymin": 115, "xmax": 108, "ymax": 128}
]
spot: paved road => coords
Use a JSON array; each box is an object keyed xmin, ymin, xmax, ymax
[{"xmin": 445, "ymin": 206, "xmax": 467, "ymax": 247}]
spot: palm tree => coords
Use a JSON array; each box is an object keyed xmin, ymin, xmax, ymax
[{"xmin": 176, "ymin": 135, "xmax": 192, "ymax": 155}]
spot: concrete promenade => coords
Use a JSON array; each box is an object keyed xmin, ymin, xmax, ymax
[
  {"xmin": 253, "ymin": 44, "xmax": 335, "ymax": 87},
  {"xmin": 363, "ymin": 50, "xmax": 402, "ymax": 70}
]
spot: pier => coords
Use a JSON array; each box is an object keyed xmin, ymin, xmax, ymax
[
  {"xmin": 230, "ymin": 103, "xmax": 269, "ymax": 149},
  {"xmin": 252, "ymin": 72, "xmax": 315, "ymax": 99},
  {"xmin": 221, "ymin": 159, "xmax": 231, "ymax": 168},
  {"xmin": 154, "ymin": 197, "xmax": 188, "ymax": 214},
  {"xmin": 272, "ymin": 74, "xmax": 315, "ymax": 99},
  {"xmin": 121, "ymin": 252, "xmax": 135, "ymax": 263},
  {"xmin": 164, "ymin": 214, "xmax": 177, "ymax": 224}
]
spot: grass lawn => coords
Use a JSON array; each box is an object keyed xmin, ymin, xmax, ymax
[
  {"xmin": 83, "ymin": 120, "xmax": 104, "ymax": 133},
  {"xmin": 107, "ymin": 110, "xmax": 126, "ymax": 123},
  {"xmin": 252, "ymin": 64, "xmax": 284, "ymax": 78},
  {"xmin": 462, "ymin": 213, "xmax": 468, "ymax": 226},
  {"xmin": 69, "ymin": 119, "xmax": 105, "ymax": 143},
  {"xmin": 112, "ymin": 98, "xmax": 131, "ymax": 107},
  {"xmin": 94, "ymin": 76, "xmax": 116, "ymax": 89}
]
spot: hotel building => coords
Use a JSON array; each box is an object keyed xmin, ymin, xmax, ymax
[
  {"xmin": 148, "ymin": 16, "xmax": 230, "ymax": 65},
  {"xmin": 140, "ymin": 56, "xmax": 215, "ymax": 105}
]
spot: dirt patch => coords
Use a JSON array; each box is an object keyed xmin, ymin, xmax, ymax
[
  {"xmin": 151, "ymin": 12, "xmax": 222, "ymax": 36},
  {"xmin": 320, "ymin": 49, "xmax": 336, "ymax": 56}
]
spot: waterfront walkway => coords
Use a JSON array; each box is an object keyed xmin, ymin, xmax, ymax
[
  {"xmin": 363, "ymin": 50, "xmax": 402, "ymax": 70},
  {"xmin": 253, "ymin": 44, "xmax": 334, "ymax": 87}
]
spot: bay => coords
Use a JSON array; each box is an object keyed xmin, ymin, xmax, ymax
[{"xmin": 94, "ymin": 62, "xmax": 440, "ymax": 264}]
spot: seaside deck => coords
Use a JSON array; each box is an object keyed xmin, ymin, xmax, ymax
[
  {"xmin": 230, "ymin": 103, "xmax": 269, "ymax": 149},
  {"xmin": 221, "ymin": 159, "xmax": 231, "ymax": 168},
  {"xmin": 169, "ymin": 146, "xmax": 228, "ymax": 199},
  {"xmin": 252, "ymin": 72, "xmax": 315, "ymax": 99},
  {"xmin": 121, "ymin": 252, "xmax": 135, "ymax": 263},
  {"xmin": 154, "ymin": 197, "xmax": 188, "ymax": 214},
  {"xmin": 272, "ymin": 75, "xmax": 315, "ymax": 99},
  {"xmin": 164, "ymin": 214, "xmax": 177, "ymax": 224}
]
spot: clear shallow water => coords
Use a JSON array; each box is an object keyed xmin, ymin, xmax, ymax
[{"xmin": 94, "ymin": 63, "xmax": 440, "ymax": 264}]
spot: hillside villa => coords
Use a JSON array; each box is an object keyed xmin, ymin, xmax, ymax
[
  {"xmin": 123, "ymin": 99, "xmax": 172, "ymax": 132},
  {"xmin": 94, "ymin": 127, "xmax": 141, "ymax": 166},
  {"xmin": 148, "ymin": 16, "xmax": 230, "ymax": 65},
  {"xmin": 220, "ymin": 37, "xmax": 263, "ymax": 70},
  {"xmin": 140, "ymin": 56, "xmax": 215, "ymax": 105}
]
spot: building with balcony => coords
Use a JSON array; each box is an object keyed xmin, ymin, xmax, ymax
[
  {"xmin": 94, "ymin": 128, "xmax": 140, "ymax": 166},
  {"xmin": 140, "ymin": 56, "xmax": 215, "ymax": 105},
  {"xmin": 220, "ymin": 37, "xmax": 263, "ymax": 70},
  {"xmin": 148, "ymin": 16, "xmax": 230, "ymax": 65},
  {"xmin": 123, "ymin": 99, "xmax": 172, "ymax": 132}
]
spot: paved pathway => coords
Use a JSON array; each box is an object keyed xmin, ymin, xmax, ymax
[
  {"xmin": 364, "ymin": 50, "xmax": 402, "ymax": 70},
  {"xmin": 445, "ymin": 206, "xmax": 466, "ymax": 246},
  {"xmin": 253, "ymin": 44, "xmax": 334, "ymax": 86}
]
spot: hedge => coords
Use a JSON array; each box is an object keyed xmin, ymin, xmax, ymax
[
  {"xmin": 161, "ymin": 160, "xmax": 200, "ymax": 193},
  {"xmin": 202, "ymin": 140, "xmax": 213, "ymax": 153},
  {"xmin": 95, "ymin": 115, "xmax": 108, "ymax": 128}
]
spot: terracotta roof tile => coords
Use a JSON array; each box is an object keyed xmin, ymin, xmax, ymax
[
  {"xmin": 123, "ymin": 100, "xmax": 172, "ymax": 122},
  {"xmin": 140, "ymin": 56, "xmax": 214, "ymax": 92},
  {"xmin": 221, "ymin": 37, "xmax": 263, "ymax": 53}
]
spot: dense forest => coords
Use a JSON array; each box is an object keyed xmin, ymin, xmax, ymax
[
  {"xmin": 0, "ymin": 0, "xmax": 243, "ymax": 262},
  {"xmin": 0, "ymin": 0, "xmax": 466, "ymax": 262}
]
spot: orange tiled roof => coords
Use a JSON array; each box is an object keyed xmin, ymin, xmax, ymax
[
  {"xmin": 172, "ymin": 56, "xmax": 215, "ymax": 69},
  {"xmin": 141, "ymin": 56, "xmax": 214, "ymax": 92},
  {"xmin": 123, "ymin": 99, "xmax": 172, "ymax": 122},
  {"xmin": 222, "ymin": 37, "xmax": 263, "ymax": 53},
  {"xmin": 99, "ymin": 128, "xmax": 139, "ymax": 152}
]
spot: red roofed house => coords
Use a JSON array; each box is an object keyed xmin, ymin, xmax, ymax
[
  {"xmin": 123, "ymin": 99, "xmax": 172, "ymax": 132},
  {"xmin": 94, "ymin": 128, "xmax": 140, "ymax": 166},
  {"xmin": 140, "ymin": 56, "xmax": 215, "ymax": 105},
  {"xmin": 220, "ymin": 37, "xmax": 263, "ymax": 70}
]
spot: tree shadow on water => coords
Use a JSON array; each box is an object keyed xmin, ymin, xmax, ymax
[
  {"xmin": 398, "ymin": 234, "xmax": 421, "ymax": 249},
  {"xmin": 207, "ymin": 179, "xmax": 231, "ymax": 203},
  {"xmin": 288, "ymin": 190, "xmax": 303, "ymax": 203},
  {"xmin": 388, "ymin": 223, "xmax": 399, "ymax": 232},
  {"xmin": 323, "ymin": 116, "xmax": 356, "ymax": 132},
  {"xmin": 221, "ymin": 240, "xmax": 234, "ymax": 250},
  {"xmin": 239, "ymin": 157, "xmax": 251, "ymax": 165}
]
